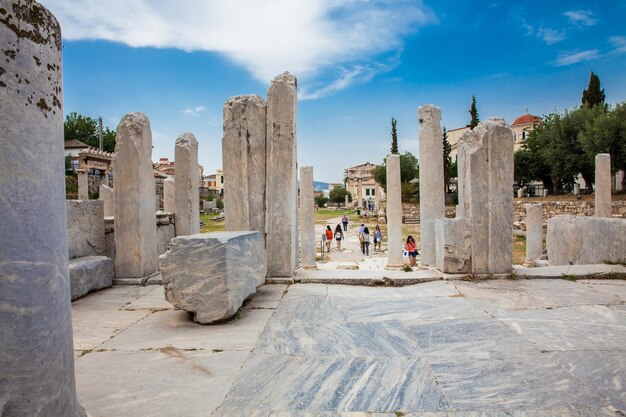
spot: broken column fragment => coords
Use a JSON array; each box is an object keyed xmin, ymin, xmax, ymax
[{"xmin": 174, "ymin": 132, "xmax": 200, "ymax": 236}]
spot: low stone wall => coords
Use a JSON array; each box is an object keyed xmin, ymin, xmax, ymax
[
  {"xmin": 67, "ymin": 200, "xmax": 107, "ymax": 258},
  {"xmin": 402, "ymin": 203, "xmax": 456, "ymax": 221},
  {"xmin": 104, "ymin": 213, "xmax": 176, "ymax": 261},
  {"xmin": 514, "ymin": 200, "xmax": 626, "ymax": 231}
]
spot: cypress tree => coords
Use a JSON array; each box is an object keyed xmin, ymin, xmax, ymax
[
  {"xmin": 442, "ymin": 127, "xmax": 453, "ymax": 192},
  {"xmin": 582, "ymin": 70, "xmax": 605, "ymax": 108},
  {"xmin": 468, "ymin": 95, "xmax": 479, "ymax": 129},
  {"xmin": 390, "ymin": 118, "xmax": 399, "ymax": 154}
]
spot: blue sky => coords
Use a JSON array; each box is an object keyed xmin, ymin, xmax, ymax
[{"xmin": 45, "ymin": 0, "xmax": 626, "ymax": 183}]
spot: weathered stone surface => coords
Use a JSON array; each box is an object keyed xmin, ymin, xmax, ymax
[
  {"xmin": 69, "ymin": 256, "xmax": 114, "ymax": 300},
  {"xmin": 99, "ymin": 184, "xmax": 114, "ymax": 217},
  {"xmin": 418, "ymin": 105, "xmax": 444, "ymax": 266},
  {"xmin": 462, "ymin": 119, "xmax": 514, "ymax": 274},
  {"xmin": 435, "ymin": 217, "xmax": 471, "ymax": 273},
  {"xmin": 595, "ymin": 153, "xmax": 611, "ymax": 217},
  {"xmin": 265, "ymin": 72, "xmax": 299, "ymax": 277},
  {"xmin": 203, "ymin": 200, "xmax": 216, "ymax": 211},
  {"xmin": 78, "ymin": 169, "xmax": 89, "ymax": 200},
  {"xmin": 386, "ymin": 154, "xmax": 403, "ymax": 268},
  {"xmin": 0, "ymin": 2, "xmax": 85, "ymax": 415},
  {"xmin": 174, "ymin": 132, "xmax": 200, "ymax": 236},
  {"xmin": 163, "ymin": 176, "xmax": 175, "ymax": 213},
  {"xmin": 547, "ymin": 215, "xmax": 626, "ymax": 265},
  {"xmin": 160, "ymin": 232, "xmax": 267, "ymax": 323},
  {"xmin": 299, "ymin": 166, "xmax": 316, "ymax": 269},
  {"xmin": 66, "ymin": 200, "xmax": 106, "ymax": 259},
  {"xmin": 525, "ymin": 203, "xmax": 543, "ymax": 264},
  {"xmin": 223, "ymin": 95, "xmax": 266, "ymax": 234},
  {"xmin": 113, "ymin": 113, "xmax": 158, "ymax": 279}
]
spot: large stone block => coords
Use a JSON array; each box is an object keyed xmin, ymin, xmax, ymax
[
  {"xmin": 595, "ymin": 153, "xmax": 611, "ymax": 217},
  {"xmin": 69, "ymin": 256, "xmax": 114, "ymax": 300},
  {"xmin": 160, "ymin": 232, "xmax": 267, "ymax": 324},
  {"xmin": 113, "ymin": 113, "xmax": 159, "ymax": 279},
  {"xmin": 99, "ymin": 184, "xmax": 114, "ymax": 217},
  {"xmin": 265, "ymin": 72, "xmax": 299, "ymax": 277},
  {"xmin": 223, "ymin": 95, "xmax": 266, "ymax": 234},
  {"xmin": 163, "ymin": 176, "xmax": 175, "ymax": 213},
  {"xmin": 66, "ymin": 200, "xmax": 106, "ymax": 259},
  {"xmin": 174, "ymin": 132, "xmax": 200, "ymax": 236},
  {"xmin": 525, "ymin": 203, "xmax": 543, "ymax": 264},
  {"xmin": 435, "ymin": 217, "xmax": 471, "ymax": 273},
  {"xmin": 547, "ymin": 215, "xmax": 626, "ymax": 265}
]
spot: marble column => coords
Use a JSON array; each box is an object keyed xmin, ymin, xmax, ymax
[
  {"xmin": 77, "ymin": 169, "xmax": 89, "ymax": 200},
  {"xmin": 113, "ymin": 113, "xmax": 158, "ymax": 280},
  {"xmin": 100, "ymin": 184, "xmax": 114, "ymax": 217},
  {"xmin": 344, "ymin": 194, "xmax": 349, "ymax": 208},
  {"xmin": 0, "ymin": 1, "xmax": 85, "ymax": 415},
  {"xmin": 525, "ymin": 203, "xmax": 543, "ymax": 266},
  {"xmin": 265, "ymin": 72, "xmax": 299, "ymax": 277},
  {"xmin": 299, "ymin": 166, "xmax": 316, "ymax": 269},
  {"xmin": 163, "ymin": 176, "xmax": 175, "ymax": 213},
  {"xmin": 573, "ymin": 183, "xmax": 580, "ymax": 195},
  {"xmin": 595, "ymin": 153, "xmax": 612, "ymax": 218},
  {"xmin": 418, "ymin": 105, "xmax": 444, "ymax": 266},
  {"xmin": 222, "ymin": 95, "xmax": 266, "ymax": 234},
  {"xmin": 101, "ymin": 169, "xmax": 110, "ymax": 187},
  {"xmin": 174, "ymin": 133, "xmax": 200, "ymax": 236},
  {"xmin": 357, "ymin": 177, "xmax": 363, "ymax": 208},
  {"xmin": 386, "ymin": 154, "xmax": 403, "ymax": 268}
]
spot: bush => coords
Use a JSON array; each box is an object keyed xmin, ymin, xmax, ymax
[
  {"xmin": 315, "ymin": 195, "xmax": 329, "ymax": 207},
  {"xmin": 216, "ymin": 198, "xmax": 224, "ymax": 209}
]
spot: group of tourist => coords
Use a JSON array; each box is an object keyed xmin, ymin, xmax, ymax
[{"xmin": 357, "ymin": 223, "xmax": 383, "ymax": 256}]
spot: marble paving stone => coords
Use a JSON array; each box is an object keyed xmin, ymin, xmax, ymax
[
  {"xmin": 121, "ymin": 285, "xmax": 174, "ymax": 311},
  {"xmin": 429, "ymin": 356, "xmax": 603, "ymax": 411},
  {"xmin": 549, "ymin": 351, "xmax": 626, "ymax": 412},
  {"xmin": 97, "ymin": 308, "xmax": 274, "ymax": 352},
  {"xmin": 611, "ymin": 304, "xmax": 626, "ymax": 314},
  {"xmin": 76, "ymin": 350, "xmax": 248, "ymax": 417},
  {"xmin": 257, "ymin": 319, "xmax": 420, "ymax": 357},
  {"xmin": 72, "ymin": 309, "xmax": 151, "ymax": 351},
  {"xmin": 283, "ymin": 284, "xmax": 328, "ymax": 298},
  {"xmin": 349, "ymin": 297, "xmax": 490, "ymax": 323},
  {"xmin": 246, "ymin": 284, "xmax": 288, "ymax": 309},
  {"xmin": 409, "ymin": 318, "xmax": 539, "ymax": 359},
  {"xmin": 273, "ymin": 295, "xmax": 350, "ymax": 321},
  {"xmin": 71, "ymin": 284, "xmax": 156, "ymax": 311},
  {"xmin": 219, "ymin": 353, "xmax": 450, "ymax": 412},
  {"xmin": 327, "ymin": 281, "xmax": 459, "ymax": 299}
]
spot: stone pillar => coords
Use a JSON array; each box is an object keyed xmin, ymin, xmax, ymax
[
  {"xmin": 265, "ymin": 72, "xmax": 298, "ymax": 277},
  {"xmin": 100, "ymin": 184, "xmax": 114, "ymax": 217},
  {"xmin": 101, "ymin": 170, "xmax": 110, "ymax": 187},
  {"xmin": 357, "ymin": 177, "xmax": 363, "ymax": 207},
  {"xmin": 77, "ymin": 169, "xmax": 89, "ymax": 200},
  {"xmin": 222, "ymin": 95, "xmax": 266, "ymax": 234},
  {"xmin": 163, "ymin": 177, "xmax": 175, "ymax": 213},
  {"xmin": 517, "ymin": 187, "xmax": 525, "ymax": 198},
  {"xmin": 386, "ymin": 154, "xmax": 403, "ymax": 268},
  {"xmin": 418, "ymin": 105, "xmax": 444, "ymax": 266},
  {"xmin": 344, "ymin": 194, "xmax": 349, "ymax": 208},
  {"xmin": 299, "ymin": 167, "xmax": 316, "ymax": 269},
  {"xmin": 525, "ymin": 204, "xmax": 543, "ymax": 266},
  {"xmin": 573, "ymin": 183, "xmax": 580, "ymax": 195},
  {"xmin": 174, "ymin": 133, "xmax": 200, "ymax": 236},
  {"xmin": 113, "ymin": 113, "xmax": 159, "ymax": 280},
  {"xmin": 595, "ymin": 153, "xmax": 611, "ymax": 218},
  {"xmin": 0, "ymin": 2, "xmax": 85, "ymax": 415}
]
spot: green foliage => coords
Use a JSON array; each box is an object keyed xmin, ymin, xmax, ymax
[
  {"xmin": 315, "ymin": 195, "xmax": 329, "ymax": 207},
  {"xmin": 401, "ymin": 182, "xmax": 418, "ymax": 203},
  {"xmin": 578, "ymin": 102, "xmax": 626, "ymax": 175},
  {"xmin": 329, "ymin": 186, "xmax": 351, "ymax": 204},
  {"xmin": 582, "ymin": 71, "xmax": 605, "ymax": 108},
  {"xmin": 468, "ymin": 95, "xmax": 479, "ymax": 129},
  {"xmin": 372, "ymin": 151, "xmax": 419, "ymax": 201},
  {"xmin": 442, "ymin": 127, "xmax": 457, "ymax": 192},
  {"xmin": 216, "ymin": 198, "xmax": 224, "ymax": 210},
  {"xmin": 64, "ymin": 155, "xmax": 72, "ymax": 170},
  {"xmin": 513, "ymin": 149, "xmax": 535, "ymax": 187},
  {"xmin": 64, "ymin": 112, "xmax": 116, "ymax": 153},
  {"xmin": 205, "ymin": 194, "xmax": 215, "ymax": 201},
  {"xmin": 390, "ymin": 118, "xmax": 399, "ymax": 154}
]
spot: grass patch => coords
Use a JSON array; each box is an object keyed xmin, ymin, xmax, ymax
[{"xmin": 200, "ymin": 213, "xmax": 225, "ymax": 233}]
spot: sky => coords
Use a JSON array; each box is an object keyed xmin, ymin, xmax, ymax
[{"xmin": 44, "ymin": 0, "xmax": 626, "ymax": 183}]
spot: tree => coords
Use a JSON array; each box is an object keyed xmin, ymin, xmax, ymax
[
  {"xmin": 371, "ymin": 151, "xmax": 419, "ymax": 201},
  {"xmin": 64, "ymin": 112, "xmax": 116, "ymax": 153},
  {"xmin": 314, "ymin": 195, "xmax": 328, "ymax": 208},
  {"xmin": 329, "ymin": 186, "xmax": 351, "ymax": 204},
  {"xmin": 513, "ymin": 149, "xmax": 535, "ymax": 188},
  {"xmin": 468, "ymin": 95, "xmax": 479, "ymax": 129},
  {"xmin": 442, "ymin": 127, "xmax": 457, "ymax": 192},
  {"xmin": 582, "ymin": 71, "xmax": 605, "ymax": 108},
  {"xmin": 390, "ymin": 118, "xmax": 399, "ymax": 154}
]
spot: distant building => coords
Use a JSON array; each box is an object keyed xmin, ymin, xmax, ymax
[
  {"xmin": 64, "ymin": 139, "xmax": 90, "ymax": 171},
  {"xmin": 154, "ymin": 156, "xmax": 204, "ymax": 186},
  {"xmin": 344, "ymin": 162, "xmax": 384, "ymax": 208}
]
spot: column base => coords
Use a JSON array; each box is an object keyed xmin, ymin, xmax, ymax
[
  {"xmin": 385, "ymin": 263, "xmax": 404, "ymax": 270},
  {"xmin": 113, "ymin": 271, "xmax": 161, "ymax": 286}
]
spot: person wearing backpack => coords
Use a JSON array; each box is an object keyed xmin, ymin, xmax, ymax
[
  {"xmin": 358, "ymin": 223, "xmax": 365, "ymax": 254},
  {"xmin": 334, "ymin": 224, "xmax": 344, "ymax": 251},
  {"xmin": 362, "ymin": 226, "xmax": 371, "ymax": 256},
  {"xmin": 342, "ymin": 213, "xmax": 348, "ymax": 231},
  {"xmin": 325, "ymin": 225, "xmax": 333, "ymax": 253},
  {"xmin": 373, "ymin": 224, "xmax": 383, "ymax": 252}
]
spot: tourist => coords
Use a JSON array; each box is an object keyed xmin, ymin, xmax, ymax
[
  {"xmin": 363, "ymin": 209, "xmax": 368, "ymax": 219},
  {"xmin": 334, "ymin": 224, "xmax": 344, "ymax": 251},
  {"xmin": 325, "ymin": 225, "xmax": 333, "ymax": 252},
  {"xmin": 342, "ymin": 213, "xmax": 348, "ymax": 231},
  {"xmin": 373, "ymin": 224, "xmax": 383, "ymax": 252},
  {"xmin": 362, "ymin": 226, "xmax": 371, "ymax": 256},
  {"xmin": 358, "ymin": 223, "xmax": 365, "ymax": 254},
  {"xmin": 405, "ymin": 235, "xmax": 417, "ymax": 267}
]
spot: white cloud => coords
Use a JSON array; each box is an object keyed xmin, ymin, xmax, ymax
[
  {"xmin": 564, "ymin": 10, "xmax": 597, "ymax": 27},
  {"xmin": 43, "ymin": 0, "xmax": 433, "ymax": 96},
  {"xmin": 610, "ymin": 36, "xmax": 626, "ymax": 54},
  {"xmin": 552, "ymin": 49, "xmax": 600, "ymax": 66},
  {"xmin": 182, "ymin": 106, "xmax": 206, "ymax": 117},
  {"xmin": 538, "ymin": 28, "xmax": 566, "ymax": 45}
]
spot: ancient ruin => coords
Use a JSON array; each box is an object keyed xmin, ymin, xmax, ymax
[
  {"xmin": 174, "ymin": 132, "xmax": 200, "ymax": 236},
  {"xmin": 385, "ymin": 154, "xmax": 403, "ymax": 269},
  {"xmin": 299, "ymin": 166, "xmax": 317, "ymax": 269},
  {"xmin": 595, "ymin": 153, "xmax": 612, "ymax": 217}
]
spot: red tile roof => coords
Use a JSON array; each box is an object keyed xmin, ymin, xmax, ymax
[{"xmin": 512, "ymin": 114, "xmax": 540, "ymax": 126}]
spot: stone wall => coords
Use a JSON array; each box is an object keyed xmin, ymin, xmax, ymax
[
  {"xmin": 402, "ymin": 203, "xmax": 456, "ymax": 221},
  {"xmin": 514, "ymin": 200, "xmax": 626, "ymax": 230},
  {"xmin": 104, "ymin": 213, "xmax": 176, "ymax": 261},
  {"xmin": 67, "ymin": 200, "xmax": 107, "ymax": 259}
]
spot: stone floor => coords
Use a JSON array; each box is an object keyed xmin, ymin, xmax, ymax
[{"xmin": 72, "ymin": 279, "xmax": 626, "ymax": 417}]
